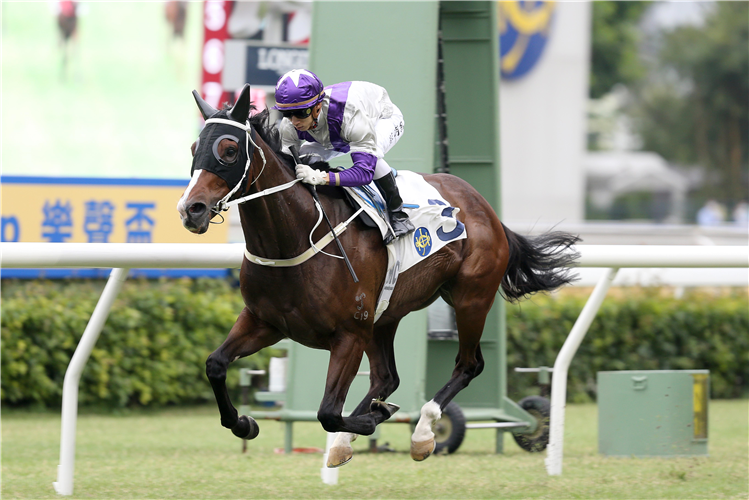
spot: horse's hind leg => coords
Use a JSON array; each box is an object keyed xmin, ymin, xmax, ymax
[
  {"xmin": 206, "ymin": 307, "xmax": 285, "ymax": 439},
  {"xmin": 411, "ymin": 283, "xmax": 496, "ymax": 461},
  {"xmin": 327, "ymin": 323, "xmax": 401, "ymax": 467}
]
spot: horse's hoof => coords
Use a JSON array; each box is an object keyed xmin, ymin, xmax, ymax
[
  {"xmin": 232, "ymin": 415, "xmax": 260, "ymax": 440},
  {"xmin": 410, "ymin": 439, "xmax": 436, "ymax": 461},
  {"xmin": 370, "ymin": 399, "xmax": 400, "ymax": 420},
  {"xmin": 326, "ymin": 445, "xmax": 353, "ymax": 468}
]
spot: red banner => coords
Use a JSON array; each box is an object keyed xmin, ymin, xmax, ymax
[{"xmin": 201, "ymin": 0, "xmax": 234, "ymax": 110}]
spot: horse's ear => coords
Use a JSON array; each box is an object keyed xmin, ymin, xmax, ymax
[
  {"xmin": 229, "ymin": 84, "xmax": 252, "ymax": 123},
  {"xmin": 192, "ymin": 90, "xmax": 218, "ymax": 120}
]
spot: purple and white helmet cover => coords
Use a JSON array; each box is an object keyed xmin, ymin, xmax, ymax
[{"xmin": 272, "ymin": 69, "xmax": 326, "ymax": 111}]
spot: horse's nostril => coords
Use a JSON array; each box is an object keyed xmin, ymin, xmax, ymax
[{"xmin": 188, "ymin": 203, "xmax": 207, "ymax": 216}]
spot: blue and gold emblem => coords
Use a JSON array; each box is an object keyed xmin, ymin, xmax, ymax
[
  {"xmin": 498, "ymin": 1, "xmax": 556, "ymax": 80},
  {"xmin": 413, "ymin": 227, "xmax": 432, "ymax": 257}
]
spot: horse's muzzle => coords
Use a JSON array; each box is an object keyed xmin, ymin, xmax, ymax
[{"xmin": 181, "ymin": 201, "xmax": 211, "ymax": 234}]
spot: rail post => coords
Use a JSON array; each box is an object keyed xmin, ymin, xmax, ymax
[
  {"xmin": 53, "ymin": 268, "xmax": 130, "ymax": 496},
  {"xmin": 545, "ymin": 267, "xmax": 619, "ymax": 476}
]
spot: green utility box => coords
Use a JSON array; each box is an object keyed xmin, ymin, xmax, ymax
[{"xmin": 598, "ymin": 370, "xmax": 709, "ymax": 457}]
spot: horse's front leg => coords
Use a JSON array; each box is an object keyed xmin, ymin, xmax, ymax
[{"xmin": 206, "ymin": 307, "xmax": 285, "ymax": 439}]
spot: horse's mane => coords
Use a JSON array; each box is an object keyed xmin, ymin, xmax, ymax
[
  {"xmin": 247, "ymin": 107, "xmax": 332, "ymax": 171},
  {"xmin": 248, "ymin": 108, "xmax": 283, "ymax": 155},
  {"xmin": 217, "ymin": 103, "xmax": 332, "ymax": 170}
]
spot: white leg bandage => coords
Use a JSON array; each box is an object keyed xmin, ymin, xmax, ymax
[
  {"xmin": 332, "ymin": 431, "xmax": 357, "ymax": 449},
  {"xmin": 412, "ymin": 400, "xmax": 441, "ymax": 442}
]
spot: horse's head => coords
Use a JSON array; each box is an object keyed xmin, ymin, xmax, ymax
[{"xmin": 177, "ymin": 84, "xmax": 254, "ymax": 234}]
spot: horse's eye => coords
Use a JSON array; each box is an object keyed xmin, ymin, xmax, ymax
[{"xmin": 214, "ymin": 137, "xmax": 239, "ymax": 164}]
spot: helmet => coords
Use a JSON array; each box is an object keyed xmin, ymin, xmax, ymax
[{"xmin": 272, "ymin": 69, "xmax": 326, "ymax": 111}]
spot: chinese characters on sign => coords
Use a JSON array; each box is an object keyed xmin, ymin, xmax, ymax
[
  {"xmin": 0, "ymin": 176, "xmax": 228, "ymax": 244},
  {"xmin": 1, "ymin": 176, "xmax": 230, "ymax": 279},
  {"xmin": 125, "ymin": 202, "xmax": 155, "ymax": 243},
  {"xmin": 84, "ymin": 200, "xmax": 115, "ymax": 243},
  {"xmin": 41, "ymin": 200, "xmax": 73, "ymax": 242},
  {"xmin": 28, "ymin": 199, "xmax": 156, "ymax": 243}
]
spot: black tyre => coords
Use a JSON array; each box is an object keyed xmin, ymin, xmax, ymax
[
  {"xmin": 512, "ymin": 395, "xmax": 550, "ymax": 452},
  {"xmin": 433, "ymin": 401, "xmax": 466, "ymax": 454}
]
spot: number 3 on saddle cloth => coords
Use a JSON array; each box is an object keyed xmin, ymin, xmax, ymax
[{"xmin": 344, "ymin": 169, "xmax": 468, "ymax": 322}]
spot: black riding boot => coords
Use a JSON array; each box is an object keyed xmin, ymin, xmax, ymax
[{"xmin": 374, "ymin": 172, "xmax": 415, "ymax": 244}]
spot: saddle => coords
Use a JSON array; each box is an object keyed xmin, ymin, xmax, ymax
[
  {"xmin": 298, "ymin": 156, "xmax": 465, "ymax": 248},
  {"xmin": 296, "ymin": 157, "xmax": 468, "ymax": 322},
  {"xmin": 298, "ymin": 161, "xmax": 389, "ymax": 231},
  {"xmin": 324, "ymin": 166, "xmax": 384, "ymax": 230}
]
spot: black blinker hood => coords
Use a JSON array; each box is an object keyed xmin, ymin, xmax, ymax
[{"xmin": 190, "ymin": 84, "xmax": 254, "ymax": 191}]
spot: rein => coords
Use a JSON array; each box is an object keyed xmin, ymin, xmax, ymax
[{"xmin": 202, "ymin": 116, "xmax": 361, "ymax": 267}]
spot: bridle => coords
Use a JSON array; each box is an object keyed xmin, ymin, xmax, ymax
[
  {"xmin": 202, "ymin": 117, "xmax": 288, "ymax": 213},
  {"xmin": 200, "ymin": 116, "xmax": 362, "ymax": 266}
]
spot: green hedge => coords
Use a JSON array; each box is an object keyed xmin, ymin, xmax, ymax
[
  {"xmin": 2, "ymin": 280, "xmax": 747, "ymax": 409},
  {"xmin": 1, "ymin": 278, "xmax": 276, "ymax": 408},
  {"xmin": 506, "ymin": 289, "xmax": 749, "ymax": 401}
]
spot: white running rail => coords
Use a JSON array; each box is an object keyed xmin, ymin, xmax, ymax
[
  {"xmin": 1, "ymin": 243, "xmax": 747, "ymax": 492},
  {"xmin": 1, "ymin": 243, "xmax": 243, "ymax": 496},
  {"xmin": 545, "ymin": 245, "xmax": 748, "ymax": 476}
]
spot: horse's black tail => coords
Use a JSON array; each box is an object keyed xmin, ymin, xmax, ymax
[{"xmin": 500, "ymin": 223, "xmax": 581, "ymax": 303}]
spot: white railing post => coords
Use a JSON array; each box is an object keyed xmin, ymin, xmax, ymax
[
  {"xmin": 53, "ymin": 268, "xmax": 129, "ymax": 496},
  {"xmin": 321, "ymin": 433, "xmax": 340, "ymax": 485},
  {"xmin": 545, "ymin": 267, "xmax": 618, "ymax": 476}
]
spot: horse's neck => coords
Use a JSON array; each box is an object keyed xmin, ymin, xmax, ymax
[{"xmin": 238, "ymin": 144, "xmax": 323, "ymax": 259}]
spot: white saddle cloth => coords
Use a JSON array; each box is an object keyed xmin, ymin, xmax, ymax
[{"xmin": 345, "ymin": 170, "xmax": 468, "ymax": 322}]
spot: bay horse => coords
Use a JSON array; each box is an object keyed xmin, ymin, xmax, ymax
[{"xmin": 177, "ymin": 84, "xmax": 579, "ymax": 467}]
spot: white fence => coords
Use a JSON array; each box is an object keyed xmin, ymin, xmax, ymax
[
  {"xmin": 545, "ymin": 245, "xmax": 747, "ymax": 476},
  {"xmin": 1, "ymin": 243, "xmax": 747, "ymax": 494}
]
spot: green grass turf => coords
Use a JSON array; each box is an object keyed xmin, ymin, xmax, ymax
[
  {"xmin": 2, "ymin": 2, "xmax": 204, "ymax": 179},
  {"xmin": 2, "ymin": 400, "xmax": 747, "ymax": 499}
]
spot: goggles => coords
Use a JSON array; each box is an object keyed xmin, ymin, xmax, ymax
[{"xmin": 282, "ymin": 107, "xmax": 313, "ymax": 119}]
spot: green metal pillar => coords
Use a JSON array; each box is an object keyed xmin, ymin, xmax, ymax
[
  {"xmin": 307, "ymin": 4, "xmax": 520, "ymax": 452},
  {"xmin": 309, "ymin": 2, "xmax": 439, "ymax": 174},
  {"xmin": 307, "ymin": 1, "xmax": 440, "ymax": 420}
]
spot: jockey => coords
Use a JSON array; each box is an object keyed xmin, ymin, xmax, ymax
[{"xmin": 273, "ymin": 69, "xmax": 415, "ymax": 243}]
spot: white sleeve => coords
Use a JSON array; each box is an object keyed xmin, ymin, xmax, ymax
[
  {"xmin": 341, "ymin": 108, "xmax": 380, "ymax": 157},
  {"xmin": 278, "ymin": 118, "xmax": 303, "ymax": 155}
]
